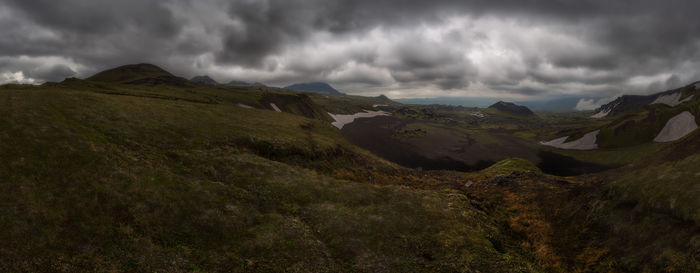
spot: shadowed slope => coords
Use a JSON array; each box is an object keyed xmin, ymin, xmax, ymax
[{"xmin": 88, "ymin": 63, "xmax": 191, "ymax": 87}]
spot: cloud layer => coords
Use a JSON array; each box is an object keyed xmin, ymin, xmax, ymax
[{"xmin": 2, "ymin": 0, "xmax": 700, "ymax": 100}]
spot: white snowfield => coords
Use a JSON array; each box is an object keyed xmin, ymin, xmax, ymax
[
  {"xmin": 653, "ymin": 111, "xmax": 698, "ymax": 142},
  {"xmin": 237, "ymin": 103, "xmax": 254, "ymax": 109},
  {"xmin": 651, "ymin": 93, "xmax": 693, "ymax": 107},
  {"xmin": 327, "ymin": 110, "xmax": 390, "ymax": 129},
  {"xmin": 372, "ymin": 104, "xmax": 388, "ymax": 108},
  {"xmin": 590, "ymin": 109, "xmax": 611, "ymax": 118},
  {"xmin": 270, "ymin": 103, "xmax": 282, "ymax": 112},
  {"xmin": 540, "ymin": 130, "xmax": 600, "ymax": 150}
]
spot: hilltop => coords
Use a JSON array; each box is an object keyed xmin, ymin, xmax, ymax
[
  {"xmin": 285, "ymin": 82, "xmax": 344, "ymax": 95},
  {"xmin": 87, "ymin": 63, "xmax": 191, "ymax": 86},
  {"xmin": 487, "ymin": 101, "xmax": 534, "ymax": 115},
  {"xmin": 190, "ymin": 75, "xmax": 218, "ymax": 85}
]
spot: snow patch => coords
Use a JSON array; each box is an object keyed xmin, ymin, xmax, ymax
[
  {"xmin": 270, "ymin": 103, "xmax": 282, "ymax": 112},
  {"xmin": 653, "ymin": 111, "xmax": 698, "ymax": 142},
  {"xmin": 540, "ymin": 130, "xmax": 600, "ymax": 150},
  {"xmin": 681, "ymin": 95, "xmax": 694, "ymax": 103},
  {"xmin": 327, "ymin": 110, "xmax": 390, "ymax": 129},
  {"xmin": 590, "ymin": 109, "xmax": 610, "ymax": 118},
  {"xmin": 372, "ymin": 104, "xmax": 388, "ymax": 108},
  {"xmin": 237, "ymin": 103, "xmax": 254, "ymax": 109},
  {"xmin": 590, "ymin": 101, "xmax": 619, "ymax": 118},
  {"xmin": 651, "ymin": 93, "xmax": 693, "ymax": 107},
  {"xmin": 470, "ymin": 112, "xmax": 485, "ymax": 118}
]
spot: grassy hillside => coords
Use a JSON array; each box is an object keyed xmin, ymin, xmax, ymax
[
  {"xmin": 0, "ymin": 83, "xmax": 542, "ymax": 272},
  {"xmin": 537, "ymin": 94, "xmax": 699, "ymax": 166},
  {"xmin": 597, "ymin": 101, "xmax": 699, "ymax": 148}
]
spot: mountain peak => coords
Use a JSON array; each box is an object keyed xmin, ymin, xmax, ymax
[
  {"xmin": 87, "ymin": 63, "xmax": 190, "ymax": 87},
  {"xmin": 191, "ymin": 75, "xmax": 218, "ymax": 85},
  {"xmin": 88, "ymin": 64, "xmax": 170, "ymax": 81},
  {"xmin": 284, "ymin": 82, "xmax": 344, "ymax": 95},
  {"xmin": 488, "ymin": 101, "xmax": 534, "ymax": 115}
]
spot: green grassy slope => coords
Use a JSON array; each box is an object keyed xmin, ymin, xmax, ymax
[
  {"xmin": 0, "ymin": 84, "xmax": 541, "ymax": 272},
  {"xmin": 610, "ymin": 154, "xmax": 700, "ymax": 221},
  {"xmin": 537, "ymin": 94, "xmax": 699, "ymax": 166},
  {"xmin": 309, "ymin": 94, "xmax": 397, "ymax": 114},
  {"xmin": 597, "ymin": 100, "xmax": 699, "ymax": 148}
]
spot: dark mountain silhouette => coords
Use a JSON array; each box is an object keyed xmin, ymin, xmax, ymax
[
  {"xmin": 488, "ymin": 101, "xmax": 534, "ymax": 115},
  {"xmin": 284, "ymin": 82, "xmax": 344, "ymax": 95},
  {"xmin": 191, "ymin": 75, "xmax": 218, "ymax": 85},
  {"xmin": 87, "ymin": 63, "xmax": 190, "ymax": 87}
]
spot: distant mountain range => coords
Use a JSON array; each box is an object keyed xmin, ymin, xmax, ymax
[
  {"xmin": 87, "ymin": 65, "xmax": 349, "ymax": 97},
  {"xmin": 284, "ymin": 82, "xmax": 344, "ymax": 95},
  {"xmin": 190, "ymin": 75, "xmax": 255, "ymax": 87},
  {"xmin": 396, "ymin": 97, "xmax": 579, "ymax": 112}
]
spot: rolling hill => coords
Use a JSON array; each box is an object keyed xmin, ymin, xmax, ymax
[
  {"xmin": 487, "ymin": 101, "xmax": 534, "ymax": 115},
  {"xmin": 88, "ymin": 63, "xmax": 191, "ymax": 87},
  {"xmin": 285, "ymin": 82, "xmax": 344, "ymax": 95},
  {"xmin": 190, "ymin": 75, "xmax": 219, "ymax": 85}
]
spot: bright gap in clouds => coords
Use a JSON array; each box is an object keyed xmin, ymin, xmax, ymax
[{"xmin": 0, "ymin": 71, "xmax": 35, "ymax": 84}]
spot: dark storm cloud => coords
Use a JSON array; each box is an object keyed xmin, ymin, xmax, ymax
[
  {"xmin": 0, "ymin": 0, "xmax": 182, "ymax": 75},
  {"xmin": 3, "ymin": 0, "xmax": 178, "ymax": 36},
  {"xmin": 2, "ymin": 0, "xmax": 700, "ymax": 99},
  {"xmin": 217, "ymin": 0, "xmax": 700, "ymax": 69}
]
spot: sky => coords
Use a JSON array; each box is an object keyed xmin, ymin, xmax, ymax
[{"xmin": 2, "ymin": 0, "xmax": 700, "ymax": 110}]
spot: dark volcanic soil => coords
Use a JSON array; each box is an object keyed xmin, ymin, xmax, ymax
[
  {"xmin": 341, "ymin": 116, "xmax": 494, "ymax": 171},
  {"xmin": 341, "ymin": 116, "xmax": 618, "ymax": 175}
]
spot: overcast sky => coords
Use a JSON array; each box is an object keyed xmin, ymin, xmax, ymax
[{"xmin": 2, "ymin": 0, "xmax": 700, "ymax": 109}]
